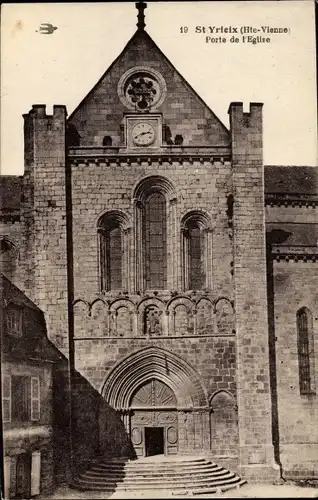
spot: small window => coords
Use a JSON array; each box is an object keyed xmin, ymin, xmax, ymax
[
  {"xmin": 12, "ymin": 376, "xmax": 30, "ymax": 421},
  {"xmin": 297, "ymin": 308, "xmax": 315, "ymax": 394},
  {"xmin": 174, "ymin": 134, "xmax": 184, "ymax": 145},
  {"xmin": 103, "ymin": 136, "xmax": 112, "ymax": 146},
  {"xmin": 6, "ymin": 306, "xmax": 23, "ymax": 337}
]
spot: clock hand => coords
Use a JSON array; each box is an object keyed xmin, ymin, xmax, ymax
[{"xmin": 136, "ymin": 131, "xmax": 149, "ymax": 138}]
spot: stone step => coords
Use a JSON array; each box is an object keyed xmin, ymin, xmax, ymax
[
  {"xmin": 92, "ymin": 458, "xmax": 210, "ymax": 469},
  {"xmin": 72, "ymin": 473, "xmax": 239, "ymax": 490},
  {"xmin": 72, "ymin": 456, "xmax": 246, "ymax": 495},
  {"xmin": 84, "ymin": 465, "xmax": 224, "ymax": 479},
  {"xmin": 72, "ymin": 477, "xmax": 245, "ymax": 493},
  {"xmin": 78, "ymin": 470, "xmax": 235, "ymax": 485},
  {"xmin": 88, "ymin": 462, "xmax": 219, "ymax": 474}
]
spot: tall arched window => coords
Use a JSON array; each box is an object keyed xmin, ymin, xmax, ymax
[
  {"xmin": 98, "ymin": 211, "xmax": 129, "ymax": 292},
  {"xmin": 133, "ymin": 176, "xmax": 176, "ymax": 293},
  {"xmin": 144, "ymin": 192, "xmax": 167, "ymax": 290},
  {"xmin": 181, "ymin": 211, "xmax": 212, "ymax": 291},
  {"xmin": 187, "ymin": 221, "xmax": 203, "ymax": 290},
  {"xmin": 297, "ymin": 307, "xmax": 315, "ymax": 394}
]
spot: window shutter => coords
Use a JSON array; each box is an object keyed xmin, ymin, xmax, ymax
[
  {"xmin": 31, "ymin": 451, "xmax": 41, "ymax": 496},
  {"xmin": 2, "ymin": 375, "xmax": 11, "ymax": 423},
  {"xmin": 4, "ymin": 456, "xmax": 11, "ymax": 499},
  {"xmin": 30, "ymin": 377, "xmax": 40, "ymax": 421}
]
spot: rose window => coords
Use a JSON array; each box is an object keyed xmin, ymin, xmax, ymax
[{"xmin": 118, "ymin": 67, "xmax": 167, "ymax": 111}]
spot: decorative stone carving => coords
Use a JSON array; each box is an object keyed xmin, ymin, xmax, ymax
[{"xmin": 144, "ymin": 305, "xmax": 163, "ymax": 336}]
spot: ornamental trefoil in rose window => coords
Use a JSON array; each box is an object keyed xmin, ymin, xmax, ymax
[{"xmin": 125, "ymin": 74, "xmax": 159, "ymax": 110}]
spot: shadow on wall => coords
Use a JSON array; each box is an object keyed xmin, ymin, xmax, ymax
[
  {"xmin": 52, "ymin": 353, "xmax": 136, "ymax": 486},
  {"xmin": 73, "ymin": 371, "xmax": 136, "ymax": 468}
]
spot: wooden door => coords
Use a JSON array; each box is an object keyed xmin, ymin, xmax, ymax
[
  {"xmin": 165, "ymin": 425, "xmax": 178, "ymax": 455},
  {"xmin": 16, "ymin": 453, "xmax": 31, "ymax": 498},
  {"xmin": 130, "ymin": 379, "xmax": 178, "ymax": 457}
]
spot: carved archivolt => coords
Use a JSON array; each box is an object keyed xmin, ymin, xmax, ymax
[{"xmin": 101, "ymin": 346, "xmax": 208, "ymax": 409}]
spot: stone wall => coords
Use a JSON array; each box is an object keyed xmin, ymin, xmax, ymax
[
  {"xmin": 272, "ymin": 260, "xmax": 318, "ymax": 477},
  {"xmin": 22, "ymin": 105, "xmax": 69, "ymax": 355},
  {"xmin": 230, "ymin": 102, "xmax": 279, "ymax": 481}
]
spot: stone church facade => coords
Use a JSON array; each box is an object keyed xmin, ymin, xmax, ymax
[{"xmin": 1, "ymin": 3, "xmax": 317, "ymax": 484}]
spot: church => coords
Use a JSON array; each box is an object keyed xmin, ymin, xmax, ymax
[{"xmin": 1, "ymin": 1, "xmax": 317, "ymax": 491}]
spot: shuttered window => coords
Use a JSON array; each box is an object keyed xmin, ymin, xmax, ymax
[
  {"xmin": 2, "ymin": 375, "xmax": 40, "ymax": 423},
  {"xmin": 2, "ymin": 375, "xmax": 11, "ymax": 423},
  {"xmin": 12, "ymin": 376, "xmax": 30, "ymax": 422},
  {"xmin": 31, "ymin": 377, "xmax": 40, "ymax": 421}
]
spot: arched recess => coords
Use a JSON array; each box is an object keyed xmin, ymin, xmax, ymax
[
  {"xmin": 97, "ymin": 210, "xmax": 131, "ymax": 293},
  {"xmin": 209, "ymin": 390, "xmax": 239, "ymax": 457},
  {"xmin": 132, "ymin": 175, "xmax": 177, "ymax": 293},
  {"xmin": 109, "ymin": 298, "xmax": 135, "ymax": 337},
  {"xmin": 101, "ymin": 346, "xmax": 207, "ymax": 410},
  {"xmin": 180, "ymin": 210, "xmax": 213, "ymax": 291},
  {"xmin": 73, "ymin": 299, "xmax": 89, "ymax": 338},
  {"xmin": 167, "ymin": 296, "xmax": 195, "ymax": 336},
  {"xmin": 214, "ymin": 297, "xmax": 235, "ymax": 335},
  {"xmin": 89, "ymin": 298, "xmax": 108, "ymax": 337}
]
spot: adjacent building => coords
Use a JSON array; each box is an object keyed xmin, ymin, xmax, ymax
[
  {"xmin": 1, "ymin": 275, "xmax": 63, "ymax": 498},
  {"xmin": 1, "ymin": 1, "xmax": 317, "ymax": 487}
]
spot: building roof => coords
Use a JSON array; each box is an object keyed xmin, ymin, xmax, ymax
[
  {"xmin": 0, "ymin": 176, "xmax": 23, "ymax": 211},
  {"xmin": 264, "ymin": 166, "xmax": 318, "ymax": 195},
  {"xmin": 1, "ymin": 275, "xmax": 63, "ymax": 363},
  {"xmin": 2, "ymin": 274, "xmax": 40, "ymax": 311},
  {"xmin": 266, "ymin": 223, "xmax": 318, "ymax": 247}
]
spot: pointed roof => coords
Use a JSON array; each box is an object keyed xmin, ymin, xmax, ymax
[
  {"xmin": 69, "ymin": 28, "xmax": 228, "ymax": 132},
  {"xmin": 68, "ymin": 22, "xmax": 230, "ymax": 147}
]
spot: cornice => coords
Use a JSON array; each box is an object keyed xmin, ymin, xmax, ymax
[
  {"xmin": 265, "ymin": 193, "xmax": 318, "ymax": 208},
  {"xmin": 67, "ymin": 146, "xmax": 231, "ymax": 165},
  {"xmin": 272, "ymin": 245, "xmax": 318, "ymax": 262}
]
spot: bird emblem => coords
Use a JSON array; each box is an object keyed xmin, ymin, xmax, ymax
[{"xmin": 36, "ymin": 23, "xmax": 58, "ymax": 35}]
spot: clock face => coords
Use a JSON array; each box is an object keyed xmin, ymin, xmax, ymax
[{"xmin": 132, "ymin": 122, "xmax": 156, "ymax": 146}]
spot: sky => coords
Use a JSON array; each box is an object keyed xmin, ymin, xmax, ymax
[{"xmin": 1, "ymin": 0, "xmax": 317, "ymax": 175}]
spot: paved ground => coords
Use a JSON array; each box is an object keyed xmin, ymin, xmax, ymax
[{"xmin": 38, "ymin": 482, "xmax": 318, "ymax": 499}]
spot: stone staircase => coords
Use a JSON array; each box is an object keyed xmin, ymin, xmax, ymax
[{"xmin": 71, "ymin": 455, "xmax": 247, "ymax": 496}]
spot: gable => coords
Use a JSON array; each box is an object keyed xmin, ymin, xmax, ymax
[{"xmin": 68, "ymin": 30, "xmax": 230, "ymax": 148}]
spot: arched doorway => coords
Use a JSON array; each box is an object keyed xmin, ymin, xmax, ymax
[
  {"xmin": 101, "ymin": 347, "xmax": 209, "ymax": 457},
  {"xmin": 130, "ymin": 378, "xmax": 178, "ymax": 457}
]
